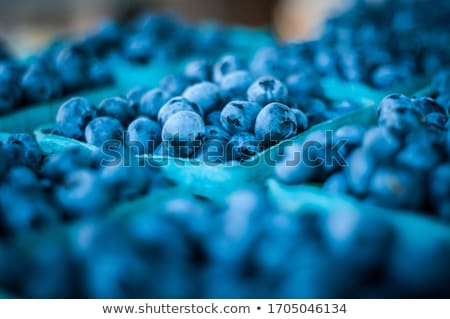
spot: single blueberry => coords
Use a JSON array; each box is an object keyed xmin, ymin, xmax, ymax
[
  {"xmin": 126, "ymin": 117, "xmax": 161, "ymax": 154},
  {"xmin": 55, "ymin": 169, "xmax": 112, "ymax": 218},
  {"xmin": 379, "ymin": 107, "xmax": 424, "ymax": 136},
  {"xmin": 285, "ymin": 71, "xmax": 324, "ymax": 101},
  {"xmin": 184, "ymin": 58, "xmax": 212, "ymax": 82},
  {"xmin": 362, "ymin": 126, "xmax": 402, "ymax": 164},
  {"xmin": 219, "ymin": 70, "xmax": 253, "ymax": 101},
  {"xmin": 377, "ymin": 93, "xmax": 416, "ymax": 117},
  {"xmin": 275, "ymin": 144, "xmax": 318, "ymax": 185},
  {"xmin": 161, "ymin": 111, "xmax": 205, "ymax": 158},
  {"xmin": 160, "ymin": 73, "xmax": 189, "ymax": 97},
  {"xmin": 323, "ymin": 172, "xmax": 349, "ymax": 194},
  {"xmin": 297, "ymin": 98, "xmax": 331, "ymax": 126},
  {"xmin": 55, "ymin": 97, "xmax": 96, "ymax": 140},
  {"xmin": 250, "ymin": 47, "xmax": 285, "ymax": 79},
  {"xmin": 20, "ymin": 66, "xmax": 58, "ymax": 103},
  {"xmin": 371, "ymin": 64, "xmax": 400, "ymax": 89},
  {"xmin": 158, "ymin": 96, "xmax": 203, "ymax": 126},
  {"xmin": 324, "ymin": 211, "xmax": 395, "ymax": 271},
  {"xmin": 291, "ymin": 109, "xmax": 309, "ymax": 134},
  {"xmin": 345, "ymin": 148, "xmax": 376, "ymax": 197},
  {"xmin": 87, "ymin": 60, "xmax": 113, "ymax": 87},
  {"xmin": 182, "ymin": 81, "xmax": 222, "ymax": 114},
  {"xmin": 247, "ymin": 76, "xmax": 289, "ymax": 105},
  {"xmin": 367, "ymin": 166, "xmax": 425, "ymax": 210},
  {"xmin": 5, "ymin": 134, "xmax": 43, "ymax": 169},
  {"xmin": 126, "ymin": 86, "xmax": 148, "ymax": 107},
  {"xmin": 85, "ymin": 117, "xmax": 124, "ymax": 147},
  {"xmin": 100, "ymin": 164, "xmax": 151, "ymax": 200},
  {"xmin": 227, "ymin": 132, "xmax": 261, "ymax": 161},
  {"xmin": 55, "ymin": 45, "xmax": 88, "ymax": 92},
  {"xmin": 254, "ymin": 102, "xmax": 297, "ymax": 148},
  {"xmin": 122, "ymin": 33, "xmax": 153, "ymax": 64},
  {"xmin": 220, "ymin": 101, "xmax": 262, "ymax": 134},
  {"xmin": 213, "ymin": 54, "xmax": 245, "ymax": 83},
  {"xmin": 97, "ymin": 97, "xmax": 136, "ymax": 126},
  {"xmin": 334, "ymin": 125, "xmax": 365, "ymax": 158}
]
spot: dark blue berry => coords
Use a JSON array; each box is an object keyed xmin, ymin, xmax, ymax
[
  {"xmin": 160, "ymin": 73, "xmax": 189, "ymax": 97},
  {"xmin": 126, "ymin": 117, "xmax": 161, "ymax": 154},
  {"xmin": 97, "ymin": 97, "xmax": 136, "ymax": 126},
  {"xmin": 158, "ymin": 97, "xmax": 203, "ymax": 126},
  {"xmin": 213, "ymin": 54, "xmax": 245, "ymax": 83},
  {"xmin": 184, "ymin": 58, "xmax": 212, "ymax": 82},
  {"xmin": 122, "ymin": 33, "xmax": 153, "ymax": 64},
  {"xmin": 247, "ymin": 76, "xmax": 289, "ymax": 105},
  {"xmin": 85, "ymin": 117, "xmax": 124, "ymax": 147},
  {"xmin": 182, "ymin": 81, "xmax": 222, "ymax": 114},
  {"xmin": 220, "ymin": 101, "xmax": 261, "ymax": 134},
  {"xmin": 219, "ymin": 70, "xmax": 253, "ymax": 101},
  {"xmin": 227, "ymin": 132, "xmax": 261, "ymax": 161},
  {"xmin": 254, "ymin": 102, "xmax": 297, "ymax": 148},
  {"xmin": 55, "ymin": 97, "xmax": 96, "ymax": 140}
]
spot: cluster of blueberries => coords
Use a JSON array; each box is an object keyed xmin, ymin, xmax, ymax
[
  {"xmin": 1, "ymin": 188, "xmax": 449, "ymax": 298},
  {"xmin": 0, "ymin": 46, "xmax": 113, "ymax": 114},
  {"xmin": 276, "ymin": 0, "xmax": 450, "ymax": 89},
  {"xmin": 0, "ymin": 133, "xmax": 170, "ymax": 238},
  {"xmin": 53, "ymin": 52, "xmax": 361, "ymax": 162},
  {"xmin": 0, "ymin": 13, "xmax": 244, "ymax": 115},
  {"xmin": 276, "ymin": 74, "xmax": 450, "ymax": 220}
]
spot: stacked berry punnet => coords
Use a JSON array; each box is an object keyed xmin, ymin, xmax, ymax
[
  {"xmin": 52, "ymin": 52, "xmax": 363, "ymax": 163},
  {"xmin": 276, "ymin": 89, "xmax": 450, "ymax": 221},
  {"xmin": 1, "ymin": 186, "xmax": 450, "ymax": 298},
  {"xmin": 0, "ymin": 133, "xmax": 170, "ymax": 238}
]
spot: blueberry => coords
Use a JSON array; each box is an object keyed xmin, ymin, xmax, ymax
[
  {"xmin": 330, "ymin": 100, "xmax": 360, "ymax": 117},
  {"xmin": 314, "ymin": 46, "xmax": 338, "ymax": 76},
  {"xmin": 291, "ymin": 109, "xmax": 309, "ymax": 134},
  {"xmin": 220, "ymin": 101, "xmax": 262, "ymax": 134},
  {"xmin": 426, "ymin": 112, "xmax": 448, "ymax": 131},
  {"xmin": 334, "ymin": 125, "xmax": 365, "ymax": 158},
  {"xmin": 367, "ymin": 166, "xmax": 425, "ymax": 210},
  {"xmin": 182, "ymin": 81, "xmax": 222, "ymax": 114},
  {"xmin": 436, "ymin": 94, "xmax": 450, "ymax": 114},
  {"xmin": 413, "ymin": 97, "xmax": 446, "ymax": 115},
  {"xmin": 377, "ymin": 93, "xmax": 415, "ymax": 117},
  {"xmin": 254, "ymin": 102, "xmax": 297, "ymax": 148},
  {"xmin": 55, "ymin": 97, "xmax": 96, "ymax": 140},
  {"xmin": 126, "ymin": 86, "xmax": 148, "ymax": 107},
  {"xmin": 100, "ymin": 164, "xmax": 151, "ymax": 200},
  {"xmin": 6, "ymin": 166, "xmax": 39, "ymax": 190},
  {"xmin": 160, "ymin": 73, "xmax": 189, "ymax": 97},
  {"xmin": 0, "ymin": 186, "xmax": 58, "ymax": 235},
  {"xmin": 97, "ymin": 97, "xmax": 136, "ymax": 126},
  {"xmin": 324, "ymin": 211, "xmax": 395, "ymax": 271},
  {"xmin": 371, "ymin": 64, "xmax": 399, "ymax": 89},
  {"xmin": 0, "ymin": 83, "xmax": 17, "ymax": 113},
  {"xmin": 298, "ymin": 98, "xmax": 331, "ymax": 125},
  {"xmin": 184, "ymin": 58, "xmax": 212, "ymax": 82},
  {"xmin": 122, "ymin": 33, "xmax": 153, "ymax": 64},
  {"xmin": 139, "ymin": 88, "xmax": 170, "ymax": 120},
  {"xmin": 158, "ymin": 96, "xmax": 203, "ymax": 126},
  {"xmin": 55, "ymin": 169, "xmax": 112, "ymax": 218},
  {"xmin": 126, "ymin": 117, "xmax": 161, "ymax": 154},
  {"xmin": 275, "ymin": 144, "xmax": 318, "ymax": 185},
  {"xmin": 362, "ymin": 126, "xmax": 402, "ymax": 164},
  {"xmin": 432, "ymin": 69, "xmax": 450, "ymax": 96},
  {"xmin": 5, "ymin": 134, "xmax": 43, "ymax": 169},
  {"xmin": 430, "ymin": 164, "xmax": 450, "ymax": 220},
  {"xmin": 379, "ymin": 105, "xmax": 424, "ymax": 137},
  {"xmin": 20, "ymin": 65, "xmax": 58, "ymax": 103},
  {"xmin": 40, "ymin": 147, "xmax": 99, "ymax": 181},
  {"xmin": 285, "ymin": 71, "xmax": 324, "ymax": 101},
  {"xmin": 323, "ymin": 172, "xmax": 349, "ymax": 194},
  {"xmin": 85, "ymin": 117, "xmax": 124, "ymax": 147},
  {"xmin": 213, "ymin": 54, "xmax": 245, "ymax": 83},
  {"xmin": 345, "ymin": 148, "xmax": 376, "ymax": 196},
  {"xmin": 205, "ymin": 111, "xmax": 222, "ymax": 126},
  {"xmin": 161, "ymin": 111, "xmax": 205, "ymax": 158},
  {"xmin": 87, "ymin": 60, "xmax": 113, "ymax": 87},
  {"xmin": 247, "ymin": 76, "xmax": 289, "ymax": 105},
  {"xmin": 227, "ymin": 132, "xmax": 261, "ymax": 161},
  {"xmin": 250, "ymin": 47, "xmax": 284, "ymax": 79},
  {"xmin": 203, "ymin": 125, "xmax": 231, "ymax": 141},
  {"xmin": 219, "ymin": 70, "xmax": 253, "ymax": 101},
  {"xmin": 55, "ymin": 45, "xmax": 88, "ymax": 92}
]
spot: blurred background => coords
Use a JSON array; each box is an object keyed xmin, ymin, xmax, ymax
[{"xmin": 0, "ymin": 0, "xmax": 356, "ymax": 54}]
